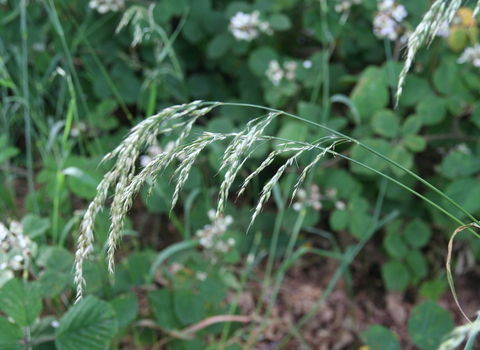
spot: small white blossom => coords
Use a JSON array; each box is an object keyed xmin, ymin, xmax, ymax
[
  {"xmin": 435, "ymin": 20, "xmax": 450, "ymax": 38},
  {"xmin": 265, "ymin": 60, "xmax": 284, "ymax": 85},
  {"xmin": 458, "ymin": 45, "xmax": 480, "ymax": 67},
  {"xmin": 335, "ymin": 201, "xmax": 346, "ymax": 210},
  {"xmin": 51, "ymin": 320, "xmax": 60, "ymax": 328},
  {"xmin": 334, "ymin": 0, "xmax": 362, "ymax": 14},
  {"xmin": 373, "ymin": 0, "xmax": 408, "ymax": 41},
  {"xmin": 229, "ymin": 11, "xmax": 272, "ymax": 42},
  {"xmin": 89, "ymin": 0, "xmax": 124, "ymax": 14},
  {"xmin": 196, "ymin": 210, "xmax": 234, "ymax": 257},
  {"xmin": 195, "ymin": 271, "xmax": 207, "ymax": 281}
]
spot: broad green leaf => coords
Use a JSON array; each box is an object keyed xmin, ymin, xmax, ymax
[
  {"xmin": 350, "ymin": 66, "xmax": 388, "ymax": 120},
  {"xmin": 206, "ymin": 32, "xmax": 233, "ymax": 59},
  {"xmin": 350, "ymin": 138, "xmax": 391, "ymax": 176},
  {"xmin": 273, "ymin": 120, "xmax": 308, "ymax": 157},
  {"xmin": 361, "ymin": 325, "xmax": 400, "ymax": 350},
  {"xmin": 111, "ymin": 292, "xmax": 138, "ymax": 328},
  {"xmin": 149, "ymin": 289, "xmax": 182, "ymax": 329},
  {"xmin": 36, "ymin": 246, "xmax": 73, "ymax": 272},
  {"xmin": 442, "ymin": 178, "xmax": 480, "ymax": 220},
  {"xmin": 439, "ymin": 151, "xmax": 480, "ymax": 179},
  {"xmin": 329, "ymin": 208, "xmax": 348, "ymax": 231},
  {"xmin": 21, "ymin": 214, "xmax": 50, "ymax": 239},
  {"xmin": 401, "ymin": 115, "xmax": 422, "ymax": 136},
  {"xmin": 0, "ymin": 279, "xmax": 42, "ymax": 327},
  {"xmin": 388, "ymin": 145, "xmax": 413, "ymax": 177},
  {"xmin": 416, "ymin": 94, "xmax": 447, "ymax": 126},
  {"xmin": 319, "ymin": 168, "xmax": 362, "ymax": 199},
  {"xmin": 187, "ymin": 74, "xmax": 212, "ymax": 99},
  {"xmin": 404, "ymin": 219, "xmax": 431, "ymax": 249},
  {"xmin": 55, "ymin": 296, "xmax": 118, "ymax": 350},
  {"xmin": 268, "ymin": 13, "xmax": 292, "ymax": 31},
  {"xmin": 381, "ymin": 260, "xmax": 410, "ymax": 291},
  {"xmin": 408, "ymin": 301, "xmax": 454, "ymax": 350},
  {"xmin": 349, "ymin": 211, "xmax": 371, "ymax": 239},
  {"xmin": 372, "ymin": 109, "xmax": 399, "ymax": 138},
  {"xmin": 419, "ymin": 279, "xmax": 447, "ymax": 301},
  {"xmin": 433, "ymin": 62, "xmax": 466, "ymax": 95},
  {"xmin": 39, "ymin": 271, "xmax": 70, "ymax": 298},
  {"xmin": 297, "ymin": 101, "xmax": 322, "ymax": 122},
  {"xmin": 0, "ymin": 146, "xmax": 19, "ymax": 164},
  {"xmin": 198, "ymin": 277, "xmax": 227, "ymax": 303},
  {"xmin": 248, "ymin": 46, "xmax": 278, "ymax": 77},
  {"xmin": 0, "ymin": 316, "xmax": 23, "ymax": 350},
  {"xmin": 399, "ymin": 76, "xmax": 432, "ymax": 107},
  {"xmin": 174, "ymin": 289, "xmax": 205, "ymax": 325},
  {"xmin": 403, "ymin": 134, "xmax": 426, "ymax": 153},
  {"xmin": 405, "ymin": 250, "xmax": 428, "ymax": 282},
  {"xmin": 383, "ymin": 232, "xmax": 408, "ymax": 259},
  {"xmin": 182, "ymin": 18, "xmax": 205, "ymax": 43}
]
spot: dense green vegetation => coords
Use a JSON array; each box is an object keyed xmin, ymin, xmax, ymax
[{"xmin": 1, "ymin": 0, "xmax": 480, "ymax": 349}]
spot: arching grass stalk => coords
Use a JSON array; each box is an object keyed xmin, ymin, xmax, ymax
[{"xmin": 75, "ymin": 101, "xmax": 478, "ymax": 301}]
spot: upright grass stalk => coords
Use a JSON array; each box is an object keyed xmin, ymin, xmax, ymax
[{"xmin": 20, "ymin": 0, "xmax": 39, "ymax": 214}]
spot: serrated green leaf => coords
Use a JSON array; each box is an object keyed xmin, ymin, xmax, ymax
[
  {"xmin": 111, "ymin": 292, "xmax": 138, "ymax": 328},
  {"xmin": 361, "ymin": 325, "xmax": 401, "ymax": 350},
  {"xmin": 419, "ymin": 279, "xmax": 447, "ymax": 301},
  {"xmin": 39, "ymin": 271, "xmax": 70, "ymax": 298},
  {"xmin": 401, "ymin": 115, "xmax": 422, "ymax": 136},
  {"xmin": 399, "ymin": 76, "xmax": 432, "ymax": 107},
  {"xmin": 174, "ymin": 289, "xmax": 205, "ymax": 325},
  {"xmin": 297, "ymin": 101, "xmax": 322, "ymax": 122},
  {"xmin": 55, "ymin": 296, "xmax": 118, "ymax": 350},
  {"xmin": 408, "ymin": 301, "xmax": 454, "ymax": 350},
  {"xmin": 382, "ymin": 260, "xmax": 410, "ymax": 291},
  {"xmin": 21, "ymin": 214, "xmax": 50, "ymax": 239},
  {"xmin": 0, "ymin": 279, "xmax": 42, "ymax": 327},
  {"xmin": 0, "ymin": 317, "xmax": 23, "ymax": 350},
  {"xmin": 149, "ymin": 289, "xmax": 182, "ymax": 329}
]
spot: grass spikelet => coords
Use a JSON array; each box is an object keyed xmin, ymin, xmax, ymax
[{"xmin": 396, "ymin": 0, "xmax": 461, "ymax": 105}]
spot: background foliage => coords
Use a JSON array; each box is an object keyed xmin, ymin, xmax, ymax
[{"xmin": 1, "ymin": 0, "xmax": 480, "ymax": 349}]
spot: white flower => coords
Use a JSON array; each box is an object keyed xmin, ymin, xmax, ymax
[
  {"xmin": 458, "ymin": 45, "xmax": 480, "ymax": 67},
  {"xmin": 89, "ymin": 0, "xmax": 124, "ymax": 14},
  {"xmin": 335, "ymin": 201, "xmax": 346, "ymax": 210},
  {"xmin": 265, "ymin": 60, "xmax": 284, "ymax": 85},
  {"xmin": 195, "ymin": 271, "xmax": 207, "ymax": 281},
  {"xmin": 373, "ymin": 0, "xmax": 408, "ymax": 41},
  {"xmin": 284, "ymin": 61, "xmax": 297, "ymax": 81},
  {"xmin": 229, "ymin": 11, "xmax": 272, "ymax": 42},
  {"xmin": 51, "ymin": 320, "xmax": 60, "ymax": 328},
  {"xmin": 391, "ymin": 5, "xmax": 407, "ymax": 22}
]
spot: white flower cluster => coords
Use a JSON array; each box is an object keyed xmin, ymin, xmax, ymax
[
  {"xmin": 265, "ymin": 60, "xmax": 297, "ymax": 85},
  {"xmin": 0, "ymin": 221, "xmax": 36, "ymax": 286},
  {"xmin": 229, "ymin": 11, "xmax": 273, "ymax": 41},
  {"xmin": 373, "ymin": 0, "xmax": 408, "ymax": 41},
  {"xmin": 292, "ymin": 185, "xmax": 346, "ymax": 212},
  {"xmin": 89, "ymin": 0, "xmax": 124, "ymax": 14},
  {"xmin": 196, "ymin": 210, "xmax": 235, "ymax": 253},
  {"xmin": 334, "ymin": 0, "xmax": 362, "ymax": 14},
  {"xmin": 457, "ymin": 44, "xmax": 480, "ymax": 67}
]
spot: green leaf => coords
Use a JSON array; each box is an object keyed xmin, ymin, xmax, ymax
[
  {"xmin": 174, "ymin": 289, "xmax": 205, "ymax": 325},
  {"xmin": 329, "ymin": 209, "xmax": 348, "ymax": 231},
  {"xmin": 388, "ymin": 145, "xmax": 413, "ymax": 177},
  {"xmin": 350, "ymin": 66, "xmax": 388, "ymax": 120},
  {"xmin": 149, "ymin": 289, "xmax": 182, "ymax": 329},
  {"xmin": 419, "ymin": 279, "xmax": 447, "ymax": 301},
  {"xmin": 21, "ymin": 214, "xmax": 50, "ymax": 239},
  {"xmin": 404, "ymin": 134, "xmax": 426, "ymax": 153},
  {"xmin": 442, "ymin": 178, "xmax": 480, "ymax": 220},
  {"xmin": 0, "ymin": 316, "xmax": 23, "ymax": 350},
  {"xmin": 198, "ymin": 277, "xmax": 227, "ymax": 303},
  {"xmin": 0, "ymin": 146, "xmax": 19, "ymax": 164},
  {"xmin": 384, "ymin": 232, "xmax": 408, "ymax": 259},
  {"xmin": 268, "ymin": 13, "xmax": 292, "ymax": 31},
  {"xmin": 403, "ymin": 219, "xmax": 431, "ymax": 249},
  {"xmin": 405, "ymin": 249, "xmax": 428, "ymax": 282},
  {"xmin": 248, "ymin": 46, "xmax": 278, "ymax": 77},
  {"xmin": 399, "ymin": 76, "xmax": 432, "ymax": 107},
  {"xmin": 36, "ymin": 246, "xmax": 73, "ymax": 272},
  {"xmin": 416, "ymin": 94, "xmax": 447, "ymax": 126},
  {"xmin": 187, "ymin": 74, "xmax": 212, "ymax": 99},
  {"xmin": 348, "ymin": 211, "xmax": 371, "ymax": 239},
  {"xmin": 273, "ymin": 121, "xmax": 308, "ymax": 157},
  {"xmin": 408, "ymin": 301, "xmax": 454, "ymax": 350},
  {"xmin": 439, "ymin": 151, "xmax": 480, "ymax": 179},
  {"xmin": 206, "ymin": 32, "xmax": 233, "ymax": 59},
  {"xmin": 0, "ymin": 279, "xmax": 42, "ymax": 327},
  {"xmin": 401, "ymin": 115, "xmax": 422, "ymax": 136},
  {"xmin": 361, "ymin": 325, "xmax": 401, "ymax": 350},
  {"xmin": 372, "ymin": 109, "xmax": 399, "ymax": 138},
  {"xmin": 381, "ymin": 260, "xmax": 410, "ymax": 291},
  {"xmin": 433, "ymin": 62, "xmax": 466, "ymax": 95},
  {"xmin": 297, "ymin": 101, "xmax": 322, "ymax": 122},
  {"xmin": 350, "ymin": 138, "xmax": 391, "ymax": 176},
  {"xmin": 39, "ymin": 271, "xmax": 70, "ymax": 298},
  {"xmin": 55, "ymin": 296, "xmax": 118, "ymax": 350},
  {"xmin": 111, "ymin": 292, "xmax": 138, "ymax": 328}
]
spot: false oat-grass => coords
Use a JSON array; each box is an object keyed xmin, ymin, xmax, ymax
[
  {"xmin": 396, "ymin": 0, "xmax": 480, "ymax": 104},
  {"xmin": 74, "ymin": 101, "xmax": 349, "ymax": 301}
]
